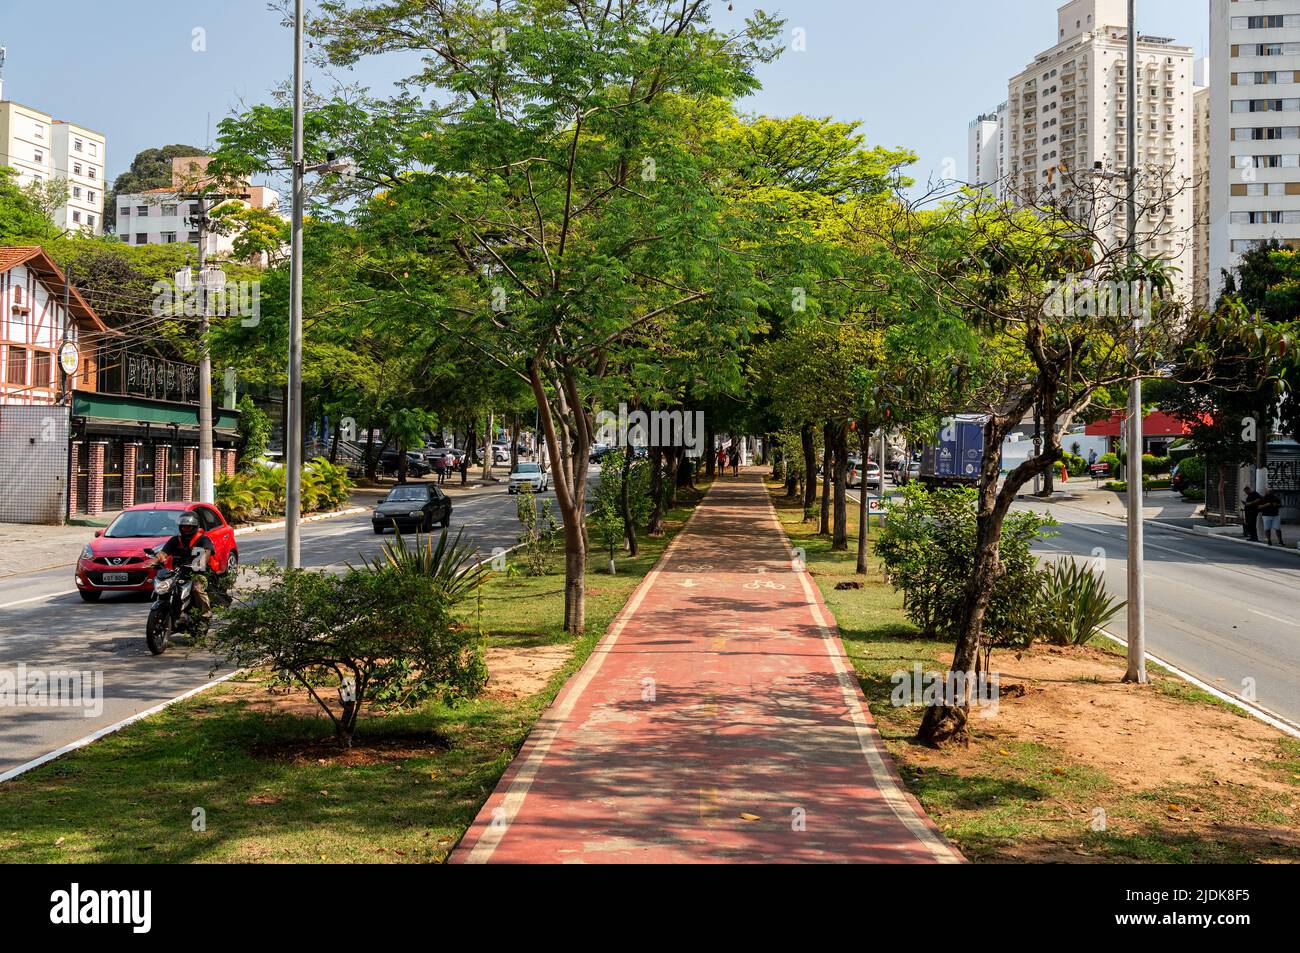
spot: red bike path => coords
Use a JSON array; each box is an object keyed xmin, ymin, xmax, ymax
[{"xmin": 453, "ymin": 473, "xmax": 961, "ymax": 863}]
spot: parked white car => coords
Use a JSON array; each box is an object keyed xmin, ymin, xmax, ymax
[{"xmin": 508, "ymin": 462, "xmax": 550, "ymax": 494}]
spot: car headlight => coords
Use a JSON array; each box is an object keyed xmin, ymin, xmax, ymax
[
  {"xmin": 409, "ymin": 509, "xmax": 425, "ymax": 518},
  {"xmin": 373, "ymin": 509, "xmax": 382, "ymax": 518},
  {"xmin": 81, "ymin": 544, "xmax": 93, "ymax": 561}
]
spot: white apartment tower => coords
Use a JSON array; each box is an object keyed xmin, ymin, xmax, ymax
[
  {"xmin": 1209, "ymin": 0, "xmax": 1300, "ymax": 302},
  {"xmin": 1193, "ymin": 58, "xmax": 1212, "ymax": 311},
  {"xmin": 1003, "ymin": 0, "xmax": 1195, "ymax": 302}
]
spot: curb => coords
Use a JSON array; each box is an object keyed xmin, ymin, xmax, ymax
[
  {"xmin": 232, "ymin": 506, "xmax": 368, "ymax": 537},
  {"xmin": 1098, "ymin": 631, "xmax": 1300, "ymax": 742}
]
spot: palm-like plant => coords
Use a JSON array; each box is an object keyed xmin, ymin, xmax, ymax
[
  {"xmin": 357, "ymin": 526, "xmax": 491, "ymax": 606},
  {"xmin": 1040, "ymin": 559, "xmax": 1126, "ymax": 646}
]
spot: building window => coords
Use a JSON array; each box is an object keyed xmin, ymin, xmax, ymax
[
  {"xmin": 72, "ymin": 186, "xmax": 82, "ymax": 199},
  {"xmin": 87, "ymin": 214, "xmax": 96, "ymax": 228},
  {"xmin": 5, "ymin": 347, "xmax": 27, "ymax": 386},
  {"xmin": 88, "ymin": 191, "xmax": 96, "ymax": 203},
  {"xmin": 162, "ymin": 232, "xmax": 177, "ymax": 243},
  {"xmin": 33, "ymin": 149, "xmax": 43, "ymax": 163},
  {"xmin": 89, "ymin": 142, "xmax": 98, "ymax": 157},
  {"xmin": 32, "ymin": 350, "xmax": 52, "ymax": 388},
  {"xmin": 136, "ymin": 206, "xmax": 149, "ymax": 216},
  {"xmin": 72, "ymin": 211, "xmax": 81, "ymax": 223},
  {"xmin": 73, "ymin": 138, "xmax": 83, "ymax": 152},
  {"xmin": 88, "ymin": 166, "xmax": 96, "ymax": 179},
  {"xmin": 73, "ymin": 162, "xmax": 82, "ymax": 175},
  {"xmin": 136, "ymin": 233, "xmax": 148, "ymax": 244},
  {"xmin": 188, "ymin": 231, "xmax": 200, "ymax": 243},
  {"xmin": 119, "ymin": 206, "xmax": 130, "ymax": 217},
  {"xmin": 161, "ymin": 203, "xmax": 177, "ymax": 216}
]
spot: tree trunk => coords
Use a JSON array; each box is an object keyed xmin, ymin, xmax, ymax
[
  {"xmin": 510, "ymin": 413, "xmax": 520, "ymax": 472},
  {"xmin": 647, "ymin": 446, "xmax": 664, "ymax": 536},
  {"xmin": 802, "ymin": 423, "xmax": 817, "ymax": 514},
  {"xmin": 705, "ymin": 422, "xmax": 716, "ymax": 480},
  {"xmin": 364, "ymin": 426, "xmax": 377, "ymax": 480},
  {"xmin": 329, "ymin": 417, "xmax": 341, "ymax": 464},
  {"xmin": 621, "ymin": 440, "xmax": 639, "ymax": 556},
  {"xmin": 856, "ymin": 424, "xmax": 870, "ymax": 573},
  {"xmin": 832, "ymin": 421, "xmax": 849, "ymax": 551},
  {"xmin": 819, "ymin": 422, "xmax": 833, "ymax": 536}
]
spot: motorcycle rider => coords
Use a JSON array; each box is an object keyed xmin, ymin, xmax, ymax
[{"xmin": 147, "ymin": 512, "xmax": 215, "ymax": 626}]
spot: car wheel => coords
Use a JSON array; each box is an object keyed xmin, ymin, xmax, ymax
[
  {"xmin": 441, "ymin": 511, "xmax": 451, "ymax": 528},
  {"xmin": 79, "ymin": 589, "xmax": 102, "ymax": 603},
  {"xmin": 373, "ymin": 523, "xmax": 385, "ymax": 535},
  {"xmin": 225, "ymin": 551, "xmax": 239, "ymax": 578}
]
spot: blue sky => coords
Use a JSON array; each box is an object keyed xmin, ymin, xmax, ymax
[{"xmin": 0, "ymin": 0, "xmax": 1210, "ymax": 187}]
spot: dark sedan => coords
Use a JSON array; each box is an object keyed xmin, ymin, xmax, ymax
[{"xmin": 372, "ymin": 483, "xmax": 452, "ymax": 534}]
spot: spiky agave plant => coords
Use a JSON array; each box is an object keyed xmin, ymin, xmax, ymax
[
  {"xmin": 356, "ymin": 526, "xmax": 491, "ymax": 606},
  {"xmin": 1040, "ymin": 559, "xmax": 1126, "ymax": 646}
]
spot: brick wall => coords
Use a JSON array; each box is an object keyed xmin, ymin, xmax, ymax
[
  {"xmin": 88, "ymin": 442, "xmax": 107, "ymax": 516},
  {"xmin": 183, "ymin": 447, "xmax": 196, "ymax": 501},
  {"xmin": 123, "ymin": 444, "xmax": 139, "ymax": 509},
  {"xmin": 154, "ymin": 445, "xmax": 170, "ymax": 503}
]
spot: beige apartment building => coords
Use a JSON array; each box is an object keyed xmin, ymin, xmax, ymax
[{"xmin": 0, "ymin": 99, "xmax": 106, "ymax": 235}]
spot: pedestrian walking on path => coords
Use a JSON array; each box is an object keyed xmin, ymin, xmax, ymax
[
  {"xmin": 454, "ymin": 473, "xmax": 959, "ymax": 864},
  {"xmin": 1260, "ymin": 488, "xmax": 1285, "ymax": 547}
]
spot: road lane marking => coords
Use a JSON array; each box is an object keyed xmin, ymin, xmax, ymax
[
  {"xmin": 0, "ymin": 589, "xmax": 78, "ymax": 610},
  {"xmin": 1251, "ymin": 609, "xmax": 1300, "ymax": 629}
]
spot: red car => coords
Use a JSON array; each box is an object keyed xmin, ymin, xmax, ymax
[{"xmin": 76, "ymin": 502, "xmax": 238, "ymax": 602}]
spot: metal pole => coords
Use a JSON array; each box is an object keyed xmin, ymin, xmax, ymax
[
  {"xmin": 1124, "ymin": 0, "xmax": 1146, "ymax": 683},
  {"xmin": 197, "ymin": 197, "xmax": 214, "ymax": 504},
  {"xmin": 285, "ymin": 0, "xmax": 305, "ymax": 569}
]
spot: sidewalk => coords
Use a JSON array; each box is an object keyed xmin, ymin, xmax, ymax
[{"xmin": 454, "ymin": 472, "xmax": 960, "ymax": 864}]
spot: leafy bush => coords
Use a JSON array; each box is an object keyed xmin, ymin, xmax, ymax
[
  {"xmin": 209, "ymin": 561, "xmax": 487, "ymax": 745},
  {"xmin": 1062, "ymin": 452, "xmax": 1087, "ymax": 477},
  {"xmin": 590, "ymin": 458, "xmax": 650, "ymax": 572},
  {"xmin": 1039, "ymin": 559, "xmax": 1126, "ymax": 646},
  {"xmin": 1142, "ymin": 453, "xmax": 1171, "ymax": 476},
  {"xmin": 236, "ymin": 395, "xmax": 271, "ymax": 469},
  {"xmin": 515, "ymin": 485, "xmax": 559, "ymax": 575},
  {"xmin": 1178, "ymin": 455, "xmax": 1205, "ymax": 492},
  {"xmin": 1097, "ymin": 452, "xmax": 1120, "ymax": 474},
  {"xmin": 875, "ymin": 483, "xmax": 1055, "ymax": 652},
  {"xmin": 212, "ymin": 458, "xmax": 353, "ymax": 525}
]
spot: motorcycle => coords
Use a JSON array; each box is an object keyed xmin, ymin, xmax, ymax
[{"xmin": 143, "ymin": 546, "xmax": 205, "ymax": 655}]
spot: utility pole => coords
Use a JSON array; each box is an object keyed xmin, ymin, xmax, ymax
[
  {"xmin": 196, "ymin": 196, "xmax": 215, "ymax": 504},
  {"xmin": 286, "ymin": 0, "xmax": 306, "ymax": 569},
  {"xmin": 1123, "ymin": 0, "xmax": 1147, "ymax": 684}
]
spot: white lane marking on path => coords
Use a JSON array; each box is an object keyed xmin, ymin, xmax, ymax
[
  {"xmin": 462, "ymin": 492, "xmax": 711, "ymax": 864},
  {"xmin": 775, "ymin": 485, "xmax": 961, "ymax": 864}
]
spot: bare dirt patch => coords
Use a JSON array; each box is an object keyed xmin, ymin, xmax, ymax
[
  {"xmin": 945, "ymin": 644, "xmax": 1294, "ymax": 794},
  {"xmin": 484, "ymin": 644, "xmax": 572, "ymax": 700},
  {"xmin": 248, "ymin": 732, "xmax": 450, "ymax": 766}
]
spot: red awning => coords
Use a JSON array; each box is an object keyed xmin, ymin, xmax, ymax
[{"xmin": 1084, "ymin": 411, "xmax": 1192, "ymax": 438}]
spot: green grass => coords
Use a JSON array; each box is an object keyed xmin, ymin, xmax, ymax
[
  {"xmin": 0, "ymin": 489, "xmax": 707, "ymax": 863},
  {"xmin": 770, "ymin": 482, "xmax": 1300, "ymax": 864}
]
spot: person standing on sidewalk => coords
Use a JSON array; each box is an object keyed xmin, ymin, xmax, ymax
[
  {"xmin": 1260, "ymin": 488, "xmax": 1285, "ymax": 547},
  {"xmin": 1243, "ymin": 488, "xmax": 1262, "ymax": 543}
]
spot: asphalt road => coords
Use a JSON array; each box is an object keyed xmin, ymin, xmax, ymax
[
  {"xmin": 1019, "ymin": 497, "xmax": 1300, "ymax": 727},
  {"xmin": 0, "ymin": 483, "xmax": 537, "ymax": 777}
]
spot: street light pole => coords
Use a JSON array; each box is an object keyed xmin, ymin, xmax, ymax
[
  {"xmin": 1123, "ymin": 0, "xmax": 1147, "ymax": 684},
  {"xmin": 286, "ymin": 0, "xmax": 305, "ymax": 569},
  {"xmin": 196, "ymin": 195, "xmax": 215, "ymax": 505}
]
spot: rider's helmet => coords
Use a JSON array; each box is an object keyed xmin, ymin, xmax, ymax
[{"xmin": 177, "ymin": 512, "xmax": 201, "ymax": 545}]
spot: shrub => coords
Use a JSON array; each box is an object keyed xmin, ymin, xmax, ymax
[
  {"xmin": 208, "ymin": 561, "xmax": 487, "ymax": 745},
  {"xmin": 1062, "ymin": 452, "xmax": 1087, "ymax": 477},
  {"xmin": 1097, "ymin": 452, "xmax": 1120, "ymax": 474},
  {"xmin": 1039, "ymin": 559, "xmax": 1126, "ymax": 646},
  {"xmin": 1142, "ymin": 453, "xmax": 1171, "ymax": 476},
  {"xmin": 211, "ymin": 458, "xmax": 353, "ymax": 524},
  {"xmin": 875, "ymin": 483, "xmax": 1055, "ymax": 654},
  {"xmin": 357, "ymin": 526, "xmax": 490, "ymax": 606},
  {"xmin": 590, "ymin": 458, "xmax": 649, "ymax": 572},
  {"xmin": 1178, "ymin": 455, "xmax": 1205, "ymax": 491},
  {"xmin": 515, "ymin": 485, "xmax": 559, "ymax": 575},
  {"xmin": 236, "ymin": 395, "xmax": 271, "ymax": 469}
]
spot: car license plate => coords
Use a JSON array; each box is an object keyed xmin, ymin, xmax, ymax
[{"xmin": 102, "ymin": 572, "xmax": 129, "ymax": 583}]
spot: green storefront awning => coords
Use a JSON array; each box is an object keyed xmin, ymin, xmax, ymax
[{"xmin": 73, "ymin": 392, "xmax": 240, "ymax": 432}]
